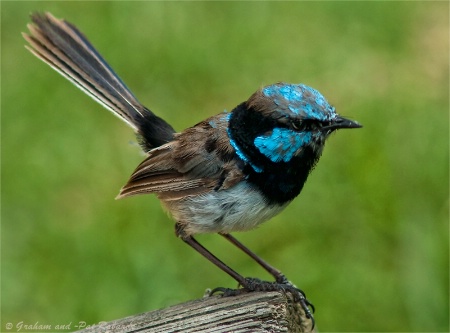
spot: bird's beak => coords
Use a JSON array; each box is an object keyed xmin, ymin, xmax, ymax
[{"xmin": 324, "ymin": 115, "xmax": 362, "ymax": 131}]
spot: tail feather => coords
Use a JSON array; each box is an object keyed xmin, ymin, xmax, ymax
[{"xmin": 23, "ymin": 12, "xmax": 175, "ymax": 151}]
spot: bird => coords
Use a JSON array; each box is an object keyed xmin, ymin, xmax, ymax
[{"xmin": 23, "ymin": 12, "xmax": 361, "ymax": 324}]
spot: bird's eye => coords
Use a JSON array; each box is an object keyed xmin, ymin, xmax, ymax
[
  {"xmin": 291, "ymin": 119, "xmax": 320, "ymax": 131},
  {"xmin": 292, "ymin": 120, "xmax": 302, "ymax": 130}
]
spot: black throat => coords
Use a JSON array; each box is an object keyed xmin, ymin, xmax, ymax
[{"xmin": 228, "ymin": 103, "xmax": 322, "ymax": 205}]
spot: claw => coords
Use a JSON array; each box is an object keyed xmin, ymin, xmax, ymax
[
  {"xmin": 209, "ymin": 286, "xmax": 247, "ymax": 297},
  {"xmin": 209, "ymin": 277, "xmax": 315, "ymax": 329}
]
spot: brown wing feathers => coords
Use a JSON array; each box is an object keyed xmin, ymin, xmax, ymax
[
  {"xmin": 117, "ymin": 145, "xmax": 215, "ymax": 200},
  {"xmin": 117, "ymin": 118, "xmax": 243, "ymax": 200}
]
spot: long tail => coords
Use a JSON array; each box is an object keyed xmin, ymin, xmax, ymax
[{"xmin": 23, "ymin": 12, "xmax": 175, "ymax": 151}]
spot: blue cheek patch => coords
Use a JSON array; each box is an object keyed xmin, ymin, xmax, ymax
[{"xmin": 254, "ymin": 128, "xmax": 312, "ymax": 163}]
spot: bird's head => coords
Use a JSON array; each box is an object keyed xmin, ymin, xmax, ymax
[{"xmin": 228, "ymin": 82, "xmax": 361, "ymax": 171}]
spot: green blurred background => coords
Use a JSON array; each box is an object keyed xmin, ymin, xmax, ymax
[{"xmin": 2, "ymin": 1, "xmax": 448, "ymax": 332}]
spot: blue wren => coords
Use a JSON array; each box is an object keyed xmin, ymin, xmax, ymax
[{"xmin": 24, "ymin": 12, "xmax": 361, "ymax": 324}]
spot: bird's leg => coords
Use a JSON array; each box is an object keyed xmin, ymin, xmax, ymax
[
  {"xmin": 175, "ymin": 224, "xmax": 314, "ymax": 324},
  {"xmin": 220, "ymin": 233, "xmax": 287, "ymax": 284},
  {"xmin": 219, "ymin": 232, "xmax": 315, "ymax": 323},
  {"xmin": 175, "ymin": 223, "xmax": 248, "ymax": 286}
]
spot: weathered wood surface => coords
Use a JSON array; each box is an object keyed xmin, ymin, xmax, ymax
[{"xmin": 75, "ymin": 291, "xmax": 316, "ymax": 333}]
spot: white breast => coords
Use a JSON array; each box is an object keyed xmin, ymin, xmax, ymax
[{"xmin": 162, "ymin": 182, "xmax": 289, "ymax": 235}]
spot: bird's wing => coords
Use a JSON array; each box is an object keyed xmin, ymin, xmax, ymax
[{"xmin": 117, "ymin": 115, "xmax": 244, "ymax": 201}]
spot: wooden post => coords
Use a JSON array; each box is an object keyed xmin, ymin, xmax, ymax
[{"xmin": 75, "ymin": 291, "xmax": 316, "ymax": 333}]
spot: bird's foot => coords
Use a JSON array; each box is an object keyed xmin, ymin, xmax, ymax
[{"xmin": 210, "ymin": 277, "xmax": 315, "ymax": 328}]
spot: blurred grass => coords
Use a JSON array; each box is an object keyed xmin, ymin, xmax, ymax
[{"xmin": 2, "ymin": 1, "xmax": 448, "ymax": 332}]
